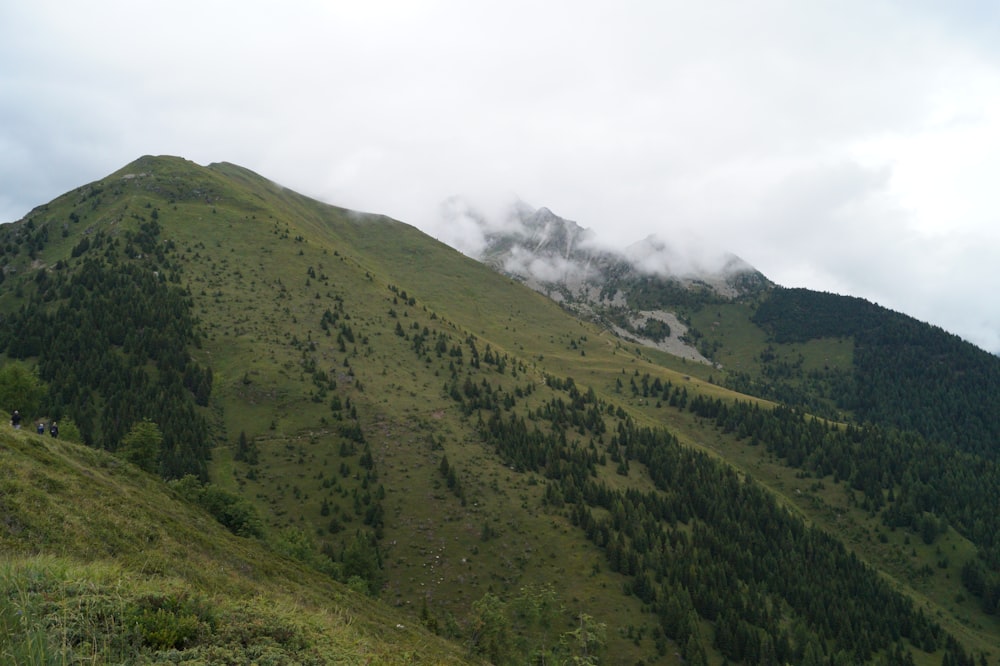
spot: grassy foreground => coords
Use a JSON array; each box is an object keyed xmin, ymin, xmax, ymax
[{"xmin": 0, "ymin": 426, "xmax": 473, "ymax": 664}]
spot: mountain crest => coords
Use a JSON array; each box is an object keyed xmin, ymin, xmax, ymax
[
  {"xmin": 449, "ymin": 198, "xmax": 771, "ymax": 361},
  {"xmin": 515, "ymin": 205, "xmax": 594, "ymax": 257}
]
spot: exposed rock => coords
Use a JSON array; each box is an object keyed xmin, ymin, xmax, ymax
[{"xmin": 446, "ymin": 197, "xmax": 771, "ymax": 364}]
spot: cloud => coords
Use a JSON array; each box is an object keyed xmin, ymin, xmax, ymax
[
  {"xmin": 502, "ymin": 247, "xmax": 597, "ymax": 285},
  {"xmin": 2, "ymin": 0, "xmax": 1000, "ymax": 351}
]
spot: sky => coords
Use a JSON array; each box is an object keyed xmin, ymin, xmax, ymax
[{"xmin": 2, "ymin": 1, "xmax": 1000, "ymax": 352}]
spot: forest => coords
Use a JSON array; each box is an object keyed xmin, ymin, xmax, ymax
[
  {"xmin": 686, "ymin": 393, "xmax": 1000, "ymax": 618},
  {"xmin": 751, "ymin": 288, "xmax": 1000, "ymax": 458},
  {"xmin": 0, "ymin": 219, "xmax": 212, "ymax": 480},
  {"xmin": 430, "ymin": 330, "xmax": 986, "ymax": 664}
]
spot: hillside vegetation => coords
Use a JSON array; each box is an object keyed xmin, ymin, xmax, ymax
[
  {"xmin": 0, "ymin": 428, "xmax": 471, "ymax": 664},
  {"xmin": 1, "ymin": 155, "xmax": 998, "ymax": 664}
]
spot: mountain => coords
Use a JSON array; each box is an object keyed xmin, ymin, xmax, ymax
[
  {"xmin": 458, "ymin": 199, "xmax": 1000, "ymax": 457},
  {"xmin": 1, "ymin": 156, "xmax": 999, "ymax": 664},
  {"xmin": 447, "ymin": 198, "xmax": 771, "ymax": 363}
]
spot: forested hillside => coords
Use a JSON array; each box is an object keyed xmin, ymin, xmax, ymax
[
  {"xmin": 1, "ymin": 156, "xmax": 998, "ymax": 664},
  {"xmin": 0, "ymin": 255, "xmax": 212, "ymax": 478},
  {"xmin": 470, "ymin": 383, "xmax": 943, "ymax": 663},
  {"xmin": 752, "ymin": 288, "xmax": 1000, "ymax": 457}
]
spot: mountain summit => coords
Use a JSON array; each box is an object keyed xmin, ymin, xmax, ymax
[{"xmin": 443, "ymin": 198, "xmax": 770, "ymax": 361}]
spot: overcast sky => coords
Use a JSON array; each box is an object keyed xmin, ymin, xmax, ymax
[{"xmin": 3, "ymin": 1, "xmax": 999, "ymax": 352}]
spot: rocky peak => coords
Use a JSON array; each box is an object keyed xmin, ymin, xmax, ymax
[
  {"xmin": 482, "ymin": 202, "xmax": 596, "ymax": 262},
  {"xmin": 441, "ymin": 197, "xmax": 771, "ymax": 362}
]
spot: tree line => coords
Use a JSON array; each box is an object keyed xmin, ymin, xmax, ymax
[
  {"xmin": 477, "ymin": 394, "xmax": 956, "ymax": 663},
  {"xmin": 424, "ymin": 349, "xmax": 985, "ymax": 664}
]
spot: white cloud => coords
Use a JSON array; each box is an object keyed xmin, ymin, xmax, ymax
[{"xmin": 2, "ymin": 0, "xmax": 1000, "ymax": 351}]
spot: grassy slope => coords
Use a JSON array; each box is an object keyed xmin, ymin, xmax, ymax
[
  {"xmin": 201, "ymin": 161, "xmax": 1000, "ymax": 660},
  {"xmin": 217, "ymin": 163, "xmax": 1000, "ymax": 661},
  {"xmin": 5, "ymin": 155, "xmax": 999, "ymax": 663},
  {"xmin": 187, "ymin": 163, "xmax": 662, "ymax": 661},
  {"xmin": 0, "ymin": 427, "xmax": 472, "ymax": 664}
]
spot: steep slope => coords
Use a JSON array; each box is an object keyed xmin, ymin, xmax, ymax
[
  {"xmin": 0, "ymin": 427, "xmax": 472, "ymax": 664},
  {"xmin": 2, "ymin": 156, "xmax": 998, "ymax": 664}
]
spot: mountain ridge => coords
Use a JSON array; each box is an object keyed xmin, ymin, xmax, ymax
[
  {"xmin": 2, "ymin": 155, "xmax": 998, "ymax": 664},
  {"xmin": 460, "ymin": 196, "xmax": 770, "ymax": 293},
  {"xmin": 442, "ymin": 197, "xmax": 771, "ymax": 363}
]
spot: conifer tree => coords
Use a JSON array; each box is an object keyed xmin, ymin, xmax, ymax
[{"xmin": 119, "ymin": 418, "xmax": 163, "ymax": 474}]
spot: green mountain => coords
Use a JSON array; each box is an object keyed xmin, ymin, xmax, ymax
[{"xmin": 1, "ymin": 155, "xmax": 998, "ymax": 664}]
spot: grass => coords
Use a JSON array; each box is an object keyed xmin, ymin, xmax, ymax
[
  {"xmin": 72, "ymin": 160, "xmax": 653, "ymax": 660},
  {"xmin": 0, "ymin": 427, "xmax": 474, "ymax": 664},
  {"xmin": 688, "ymin": 302, "xmax": 854, "ymax": 378},
  {"xmin": 0, "ymin": 554, "xmax": 473, "ymax": 664},
  {"xmin": 6, "ymin": 154, "xmax": 999, "ymax": 663}
]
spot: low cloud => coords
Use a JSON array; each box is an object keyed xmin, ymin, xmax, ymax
[
  {"xmin": 502, "ymin": 246, "xmax": 597, "ymax": 284},
  {"xmin": 624, "ymin": 233, "xmax": 748, "ymax": 279},
  {"xmin": 431, "ymin": 195, "xmax": 530, "ymax": 257},
  {"xmin": 3, "ymin": 1, "xmax": 1000, "ymax": 351}
]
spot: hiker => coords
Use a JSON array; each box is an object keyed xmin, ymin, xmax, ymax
[
  {"xmin": 11, "ymin": 410, "xmax": 21, "ymax": 429},
  {"xmin": 49, "ymin": 421, "xmax": 58, "ymax": 438},
  {"xmin": 37, "ymin": 422, "xmax": 45, "ymax": 435}
]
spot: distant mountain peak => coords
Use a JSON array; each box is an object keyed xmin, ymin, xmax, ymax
[
  {"xmin": 449, "ymin": 197, "xmax": 766, "ymax": 294},
  {"xmin": 484, "ymin": 201, "xmax": 596, "ymax": 262},
  {"xmin": 440, "ymin": 197, "xmax": 771, "ymax": 362}
]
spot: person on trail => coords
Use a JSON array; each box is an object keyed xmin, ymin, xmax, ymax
[
  {"xmin": 37, "ymin": 422, "xmax": 45, "ymax": 435},
  {"xmin": 49, "ymin": 421, "xmax": 58, "ymax": 438},
  {"xmin": 11, "ymin": 410, "xmax": 21, "ymax": 429}
]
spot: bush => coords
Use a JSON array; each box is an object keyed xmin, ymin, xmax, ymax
[
  {"xmin": 170, "ymin": 475, "xmax": 264, "ymax": 538},
  {"xmin": 128, "ymin": 593, "xmax": 216, "ymax": 650}
]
